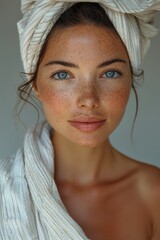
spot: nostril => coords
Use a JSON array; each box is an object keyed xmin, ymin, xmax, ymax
[
  {"xmin": 76, "ymin": 81, "xmax": 100, "ymax": 108},
  {"xmin": 77, "ymin": 93, "xmax": 100, "ymax": 109}
]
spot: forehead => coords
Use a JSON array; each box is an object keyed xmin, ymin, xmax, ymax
[{"xmin": 42, "ymin": 24, "xmax": 129, "ymax": 63}]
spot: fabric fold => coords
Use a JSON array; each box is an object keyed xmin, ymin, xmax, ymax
[
  {"xmin": 17, "ymin": 0, "xmax": 160, "ymax": 79},
  {"xmin": 0, "ymin": 122, "xmax": 90, "ymax": 239}
]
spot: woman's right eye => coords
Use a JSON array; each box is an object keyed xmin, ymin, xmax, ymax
[{"xmin": 51, "ymin": 71, "xmax": 70, "ymax": 80}]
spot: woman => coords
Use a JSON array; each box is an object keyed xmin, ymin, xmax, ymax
[{"xmin": 1, "ymin": 1, "xmax": 160, "ymax": 240}]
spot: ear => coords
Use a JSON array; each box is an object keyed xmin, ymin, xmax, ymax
[{"xmin": 32, "ymin": 81, "xmax": 41, "ymax": 101}]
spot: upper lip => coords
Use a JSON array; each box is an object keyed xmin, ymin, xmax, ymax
[{"xmin": 68, "ymin": 117, "xmax": 106, "ymax": 123}]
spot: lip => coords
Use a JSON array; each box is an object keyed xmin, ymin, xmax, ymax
[{"xmin": 68, "ymin": 117, "xmax": 106, "ymax": 132}]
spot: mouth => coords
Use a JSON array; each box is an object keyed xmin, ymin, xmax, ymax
[{"xmin": 68, "ymin": 117, "xmax": 106, "ymax": 132}]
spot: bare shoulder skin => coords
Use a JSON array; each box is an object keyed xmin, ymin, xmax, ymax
[
  {"xmin": 135, "ymin": 161, "xmax": 160, "ymax": 240},
  {"xmin": 56, "ymin": 152, "xmax": 160, "ymax": 240}
]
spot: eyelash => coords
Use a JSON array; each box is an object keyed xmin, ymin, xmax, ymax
[
  {"xmin": 50, "ymin": 69, "xmax": 122, "ymax": 81},
  {"xmin": 50, "ymin": 71, "xmax": 71, "ymax": 80},
  {"xmin": 100, "ymin": 69, "xmax": 122, "ymax": 79}
]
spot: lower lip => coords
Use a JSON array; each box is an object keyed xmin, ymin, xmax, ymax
[{"xmin": 69, "ymin": 120, "xmax": 106, "ymax": 132}]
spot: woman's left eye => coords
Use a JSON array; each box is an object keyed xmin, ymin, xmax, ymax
[{"xmin": 102, "ymin": 70, "xmax": 121, "ymax": 79}]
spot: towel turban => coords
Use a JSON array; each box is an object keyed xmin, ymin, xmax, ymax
[{"xmin": 17, "ymin": 0, "xmax": 160, "ymax": 80}]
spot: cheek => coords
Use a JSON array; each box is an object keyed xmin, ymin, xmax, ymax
[
  {"xmin": 103, "ymin": 85, "xmax": 131, "ymax": 115},
  {"xmin": 113, "ymin": 88, "xmax": 130, "ymax": 107},
  {"xmin": 39, "ymin": 85, "xmax": 69, "ymax": 116}
]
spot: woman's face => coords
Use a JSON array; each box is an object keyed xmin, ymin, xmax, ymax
[{"xmin": 35, "ymin": 24, "xmax": 132, "ymax": 147}]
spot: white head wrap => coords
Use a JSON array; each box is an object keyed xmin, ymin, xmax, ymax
[{"xmin": 17, "ymin": 0, "xmax": 160, "ymax": 80}]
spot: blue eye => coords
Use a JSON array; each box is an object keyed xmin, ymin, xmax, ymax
[
  {"xmin": 102, "ymin": 70, "xmax": 121, "ymax": 79},
  {"xmin": 52, "ymin": 71, "xmax": 70, "ymax": 80}
]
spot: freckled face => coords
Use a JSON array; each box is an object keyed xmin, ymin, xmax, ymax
[{"xmin": 35, "ymin": 24, "xmax": 132, "ymax": 147}]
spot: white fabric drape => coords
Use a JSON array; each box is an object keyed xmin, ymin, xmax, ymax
[
  {"xmin": 0, "ymin": 122, "xmax": 89, "ymax": 239},
  {"xmin": 17, "ymin": 0, "xmax": 160, "ymax": 79}
]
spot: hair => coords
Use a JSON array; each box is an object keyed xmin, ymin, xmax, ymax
[{"xmin": 17, "ymin": 2, "xmax": 140, "ymax": 134}]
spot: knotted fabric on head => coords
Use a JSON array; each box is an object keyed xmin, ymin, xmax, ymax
[{"xmin": 18, "ymin": 0, "xmax": 160, "ymax": 80}]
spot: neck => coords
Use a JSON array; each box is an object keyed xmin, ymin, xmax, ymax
[{"xmin": 52, "ymin": 131, "xmax": 116, "ymax": 186}]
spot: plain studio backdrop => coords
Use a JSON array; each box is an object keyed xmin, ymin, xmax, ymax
[{"xmin": 0, "ymin": 0, "xmax": 160, "ymax": 166}]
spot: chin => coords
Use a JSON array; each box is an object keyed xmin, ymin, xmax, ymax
[{"xmin": 69, "ymin": 134, "xmax": 108, "ymax": 148}]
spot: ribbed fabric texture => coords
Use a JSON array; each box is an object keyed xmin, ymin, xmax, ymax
[
  {"xmin": 0, "ymin": 122, "xmax": 89, "ymax": 240},
  {"xmin": 17, "ymin": 0, "xmax": 160, "ymax": 79}
]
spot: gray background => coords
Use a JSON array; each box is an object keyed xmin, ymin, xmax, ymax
[{"xmin": 0, "ymin": 0, "xmax": 160, "ymax": 167}]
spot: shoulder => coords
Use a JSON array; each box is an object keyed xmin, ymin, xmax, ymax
[
  {"xmin": 116, "ymin": 150, "xmax": 160, "ymax": 190},
  {"xmin": 0, "ymin": 150, "xmax": 38, "ymax": 238},
  {"xmin": 124, "ymin": 157, "xmax": 160, "ymax": 199},
  {"xmin": 119, "ymin": 152, "xmax": 160, "ymax": 213},
  {"xmin": 134, "ymin": 161, "xmax": 160, "ymax": 195},
  {"xmin": 0, "ymin": 148, "xmax": 24, "ymax": 181},
  {"xmin": 132, "ymin": 160, "xmax": 160, "ymax": 237},
  {"xmin": 0, "ymin": 149, "xmax": 25, "ymax": 201}
]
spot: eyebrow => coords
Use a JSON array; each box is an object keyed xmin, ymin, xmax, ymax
[
  {"xmin": 98, "ymin": 58, "xmax": 127, "ymax": 68},
  {"xmin": 44, "ymin": 58, "xmax": 127, "ymax": 68},
  {"xmin": 44, "ymin": 60, "xmax": 78, "ymax": 68}
]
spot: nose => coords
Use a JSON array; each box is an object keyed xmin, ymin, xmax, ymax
[{"xmin": 76, "ymin": 81, "xmax": 100, "ymax": 109}]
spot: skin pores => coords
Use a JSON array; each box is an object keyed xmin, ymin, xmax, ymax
[{"xmin": 35, "ymin": 24, "xmax": 132, "ymax": 148}]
